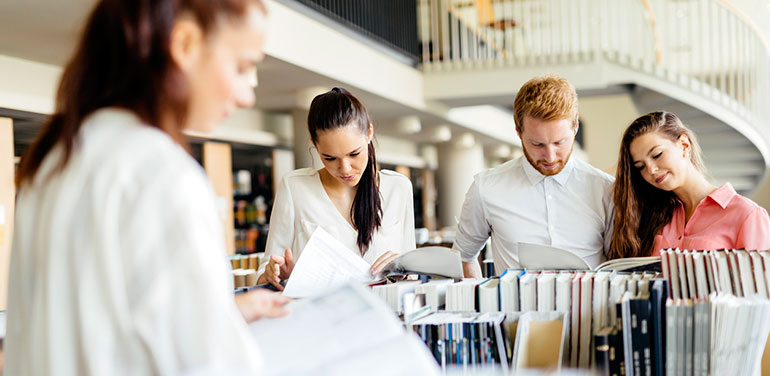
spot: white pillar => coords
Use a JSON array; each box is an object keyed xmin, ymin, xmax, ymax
[
  {"xmin": 292, "ymin": 87, "xmax": 327, "ymax": 169},
  {"xmin": 436, "ymin": 133, "xmax": 485, "ymax": 227}
]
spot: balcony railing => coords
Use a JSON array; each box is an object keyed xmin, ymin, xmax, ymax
[
  {"xmin": 291, "ymin": 0, "xmax": 420, "ymax": 63},
  {"xmin": 418, "ymin": 0, "xmax": 770, "ymax": 142}
]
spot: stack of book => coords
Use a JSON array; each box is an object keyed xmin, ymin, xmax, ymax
[
  {"xmin": 410, "ymin": 312, "xmax": 508, "ymax": 371},
  {"xmin": 659, "ymin": 248, "xmax": 770, "ymax": 376}
]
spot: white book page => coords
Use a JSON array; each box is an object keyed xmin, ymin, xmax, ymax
[
  {"xmin": 282, "ymin": 227, "xmax": 374, "ymax": 298},
  {"xmin": 251, "ymin": 284, "xmax": 419, "ymax": 375}
]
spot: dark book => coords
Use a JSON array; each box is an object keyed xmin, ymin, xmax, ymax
[
  {"xmin": 595, "ymin": 327, "xmax": 615, "ymax": 375},
  {"xmin": 623, "ymin": 293, "xmax": 653, "ymax": 376},
  {"xmin": 650, "ymin": 279, "xmax": 668, "ymax": 376},
  {"xmin": 609, "ymin": 327, "xmax": 625, "ymax": 376}
]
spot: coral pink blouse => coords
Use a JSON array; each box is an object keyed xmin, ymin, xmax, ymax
[{"xmin": 652, "ymin": 183, "xmax": 770, "ymax": 255}]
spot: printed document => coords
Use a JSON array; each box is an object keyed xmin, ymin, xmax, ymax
[{"xmin": 282, "ymin": 227, "xmax": 374, "ymax": 298}]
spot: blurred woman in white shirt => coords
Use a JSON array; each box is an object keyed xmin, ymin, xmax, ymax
[
  {"xmin": 257, "ymin": 87, "xmax": 416, "ymax": 289},
  {"xmin": 6, "ymin": 1, "xmax": 287, "ymax": 374}
]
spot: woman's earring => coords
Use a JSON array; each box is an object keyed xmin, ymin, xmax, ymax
[{"xmin": 685, "ymin": 150, "xmax": 690, "ymax": 158}]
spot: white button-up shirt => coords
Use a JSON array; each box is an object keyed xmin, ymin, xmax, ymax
[
  {"xmin": 7, "ymin": 108, "xmax": 260, "ymax": 375},
  {"xmin": 453, "ymin": 156, "xmax": 614, "ymax": 274}
]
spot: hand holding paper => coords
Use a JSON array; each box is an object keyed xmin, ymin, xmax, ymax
[{"xmin": 282, "ymin": 227, "xmax": 374, "ymax": 298}]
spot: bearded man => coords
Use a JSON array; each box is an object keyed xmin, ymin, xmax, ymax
[{"xmin": 454, "ymin": 75, "xmax": 615, "ymax": 277}]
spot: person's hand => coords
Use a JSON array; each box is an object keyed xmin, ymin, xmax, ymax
[
  {"xmin": 234, "ymin": 289, "xmax": 291, "ymax": 323},
  {"xmin": 369, "ymin": 251, "xmax": 400, "ymax": 276},
  {"xmin": 257, "ymin": 248, "xmax": 294, "ymax": 290}
]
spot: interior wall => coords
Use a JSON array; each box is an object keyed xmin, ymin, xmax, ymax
[{"xmin": 578, "ymin": 93, "xmax": 640, "ymax": 174}]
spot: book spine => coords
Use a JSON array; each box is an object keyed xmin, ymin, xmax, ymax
[
  {"xmin": 595, "ymin": 331, "xmax": 611, "ymax": 376},
  {"xmin": 665, "ymin": 302, "xmax": 677, "ymax": 376}
]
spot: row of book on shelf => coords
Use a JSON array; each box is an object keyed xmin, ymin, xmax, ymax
[{"xmin": 371, "ymin": 248, "xmax": 770, "ymax": 375}]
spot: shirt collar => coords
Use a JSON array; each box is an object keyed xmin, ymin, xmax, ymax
[
  {"xmin": 521, "ymin": 155, "xmax": 576, "ymax": 187},
  {"xmin": 706, "ymin": 182, "xmax": 736, "ymax": 209}
]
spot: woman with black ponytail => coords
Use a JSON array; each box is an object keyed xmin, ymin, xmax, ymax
[{"xmin": 257, "ymin": 87, "xmax": 416, "ymax": 289}]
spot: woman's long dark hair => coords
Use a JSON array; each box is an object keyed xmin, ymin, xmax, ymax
[
  {"xmin": 609, "ymin": 111, "xmax": 707, "ymax": 259},
  {"xmin": 308, "ymin": 87, "xmax": 382, "ymax": 255},
  {"xmin": 16, "ymin": 0, "xmax": 265, "ymax": 186}
]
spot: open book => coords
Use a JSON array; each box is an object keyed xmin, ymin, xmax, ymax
[
  {"xmin": 381, "ymin": 246, "xmax": 463, "ymax": 280},
  {"xmin": 282, "ymin": 228, "xmax": 463, "ymax": 298},
  {"xmin": 518, "ymin": 242, "xmax": 660, "ymax": 271}
]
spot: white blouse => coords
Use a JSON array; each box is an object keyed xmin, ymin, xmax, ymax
[
  {"xmin": 261, "ymin": 168, "xmax": 416, "ymax": 276},
  {"xmin": 6, "ymin": 109, "xmax": 260, "ymax": 375}
]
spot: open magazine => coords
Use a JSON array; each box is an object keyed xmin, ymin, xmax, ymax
[{"xmin": 518, "ymin": 242, "xmax": 660, "ymax": 271}]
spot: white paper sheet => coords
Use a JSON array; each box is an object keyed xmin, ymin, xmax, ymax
[
  {"xmin": 282, "ymin": 227, "xmax": 374, "ymax": 298},
  {"xmin": 250, "ymin": 284, "xmax": 440, "ymax": 376}
]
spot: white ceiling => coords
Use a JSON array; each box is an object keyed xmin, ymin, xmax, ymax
[{"xmin": 0, "ymin": 0, "xmax": 518, "ymax": 148}]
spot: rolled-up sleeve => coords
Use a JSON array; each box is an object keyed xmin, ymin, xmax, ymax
[{"xmin": 453, "ymin": 177, "xmax": 491, "ymax": 263}]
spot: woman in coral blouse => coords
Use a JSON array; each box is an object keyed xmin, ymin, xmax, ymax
[{"xmin": 609, "ymin": 111, "xmax": 770, "ymax": 258}]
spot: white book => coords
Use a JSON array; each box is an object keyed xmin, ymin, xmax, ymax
[
  {"xmin": 519, "ymin": 272, "xmax": 538, "ymax": 312},
  {"xmin": 414, "ymin": 279, "xmax": 453, "ymax": 312},
  {"xmin": 499, "ymin": 269, "xmax": 522, "ymax": 312},
  {"xmin": 684, "ymin": 251, "xmax": 698, "ymax": 300},
  {"xmin": 592, "ymin": 271, "xmax": 611, "ymax": 335},
  {"xmin": 500, "ymin": 269, "xmax": 522, "ymax": 312},
  {"xmin": 726, "ymin": 250, "xmax": 744, "ymax": 297},
  {"xmin": 478, "ymin": 278, "xmax": 501, "ymax": 312},
  {"xmin": 555, "ymin": 272, "xmax": 573, "ymax": 367},
  {"xmin": 555, "ymin": 272, "xmax": 574, "ymax": 314},
  {"xmin": 661, "ymin": 248, "xmax": 671, "ymax": 283},
  {"xmin": 446, "ymin": 279, "xmax": 481, "ymax": 312},
  {"xmin": 751, "ymin": 252, "xmax": 769, "ymax": 298},
  {"xmin": 714, "ymin": 251, "xmax": 733, "ymax": 295},
  {"xmin": 692, "ymin": 252, "xmax": 709, "ymax": 299},
  {"xmin": 704, "ymin": 251, "xmax": 717, "ymax": 295},
  {"xmin": 761, "ymin": 251, "xmax": 770, "ymax": 298},
  {"xmin": 569, "ymin": 271, "xmax": 583, "ymax": 368},
  {"xmin": 373, "ymin": 281, "xmax": 421, "ymax": 313},
  {"xmin": 676, "ymin": 249, "xmax": 690, "ymax": 299},
  {"xmin": 536, "ymin": 272, "xmax": 557, "ymax": 312},
  {"xmin": 666, "ymin": 250, "xmax": 681, "ymax": 300},
  {"xmin": 665, "ymin": 299, "xmax": 677, "ymax": 376},
  {"xmin": 609, "ymin": 273, "xmax": 630, "ymax": 327},
  {"xmin": 736, "ymin": 249, "xmax": 757, "ymax": 298},
  {"xmin": 578, "ymin": 272, "xmax": 594, "ymax": 368},
  {"xmin": 627, "ymin": 273, "xmax": 641, "ymax": 297}
]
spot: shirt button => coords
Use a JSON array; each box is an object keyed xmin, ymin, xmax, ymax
[
  {"xmin": 549, "ymin": 225, "xmax": 555, "ymax": 232},
  {"xmin": 547, "ymin": 195, "xmax": 552, "ymax": 200}
]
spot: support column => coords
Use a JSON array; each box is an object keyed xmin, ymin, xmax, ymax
[
  {"xmin": 202, "ymin": 142, "xmax": 235, "ymax": 255},
  {"xmin": 436, "ymin": 132, "xmax": 485, "ymax": 228},
  {"xmin": 292, "ymin": 87, "xmax": 327, "ymax": 169},
  {"xmin": 0, "ymin": 118, "xmax": 14, "ymax": 309}
]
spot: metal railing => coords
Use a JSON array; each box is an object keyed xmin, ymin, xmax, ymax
[
  {"xmin": 292, "ymin": 0, "xmax": 420, "ymax": 62},
  {"xmin": 418, "ymin": 0, "xmax": 770, "ymax": 141}
]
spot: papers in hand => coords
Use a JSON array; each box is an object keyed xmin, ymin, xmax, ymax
[
  {"xmin": 250, "ymin": 284, "xmax": 440, "ymax": 376},
  {"xmin": 282, "ymin": 227, "xmax": 374, "ymax": 298}
]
